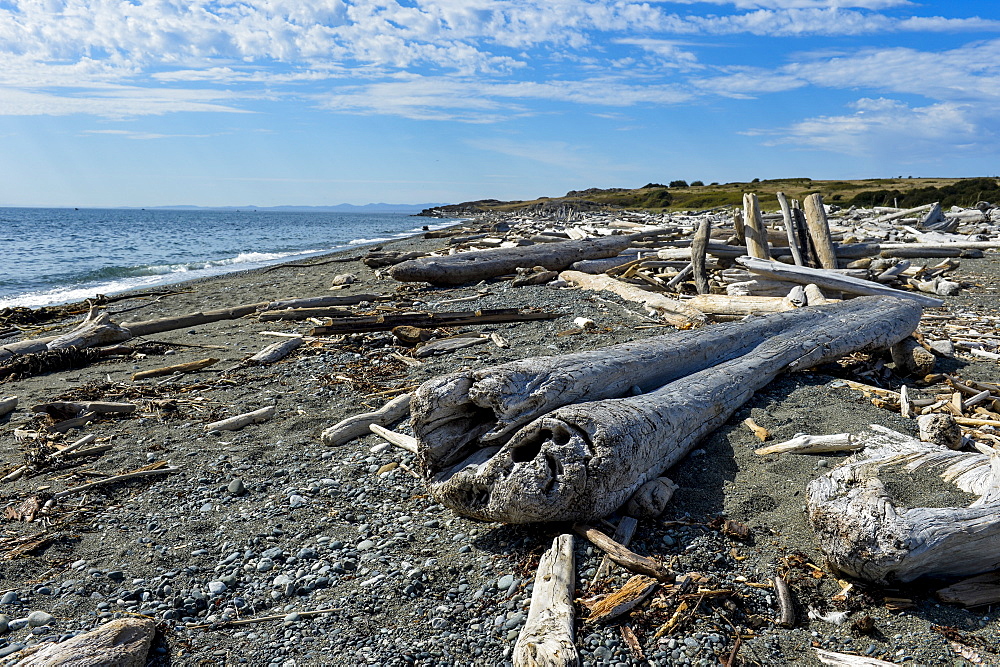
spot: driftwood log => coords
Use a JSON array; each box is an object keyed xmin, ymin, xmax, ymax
[
  {"xmin": 390, "ymin": 235, "xmax": 637, "ymax": 285},
  {"xmin": 557, "ymin": 271, "xmax": 707, "ymax": 328},
  {"xmin": 512, "ymin": 534, "xmax": 578, "ymax": 667},
  {"xmin": 412, "ymin": 296, "xmax": 921, "ymax": 523},
  {"xmin": 7, "ymin": 617, "xmax": 155, "ymax": 666},
  {"xmin": 321, "ymin": 394, "xmax": 412, "ymax": 446},
  {"xmin": 808, "ymin": 425, "xmax": 1000, "ymax": 583}
]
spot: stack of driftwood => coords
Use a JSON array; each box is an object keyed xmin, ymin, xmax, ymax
[{"xmin": 345, "ymin": 194, "xmax": 1000, "ymax": 665}]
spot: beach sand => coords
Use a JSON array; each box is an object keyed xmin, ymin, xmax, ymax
[{"xmin": 1, "ymin": 220, "xmax": 999, "ymax": 665}]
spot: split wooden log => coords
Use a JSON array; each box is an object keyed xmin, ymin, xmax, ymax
[
  {"xmin": 414, "ymin": 297, "xmax": 921, "ymax": 523},
  {"xmin": 803, "ymin": 194, "xmax": 839, "ymax": 270},
  {"xmin": 558, "ymin": 270, "xmax": 707, "ymax": 328},
  {"xmin": 736, "ymin": 256, "xmax": 944, "ymax": 307},
  {"xmin": 204, "ymin": 405, "xmax": 276, "ymax": 432},
  {"xmin": 584, "ymin": 575, "xmax": 658, "ymax": 625},
  {"xmin": 742, "ymin": 193, "xmax": 771, "ymax": 259},
  {"xmin": 414, "ymin": 335, "xmax": 489, "ymax": 358},
  {"xmin": 808, "ymin": 424, "xmax": 1000, "ymax": 583},
  {"xmin": 0, "ymin": 395, "xmax": 17, "ymax": 419},
  {"xmin": 390, "ymin": 235, "xmax": 636, "ymax": 285},
  {"xmin": 132, "ymin": 357, "xmax": 218, "ymax": 381},
  {"xmin": 320, "ymin": 394, "xmax": 412, "ymax": 446},
  {"xmin": 247, "ymin": 337, "xmax": 304, "ymax": 364},
  {"xmin": 512, "ymin": 534, "xmax": 578, "ymax": 667},
  {"xmin": 6, "ymin": 616, "xmax": 155, "ymax": 667}
]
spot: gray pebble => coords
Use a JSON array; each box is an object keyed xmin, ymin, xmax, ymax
[
  {"xmin": 228, "ymin": 479, "xmax": 247, "ymax": 495},
  {"xmin": 0, "ymin": 592, "xmax": 18, "ymax": 605}
]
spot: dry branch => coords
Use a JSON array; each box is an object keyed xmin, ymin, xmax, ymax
[{"xmin": 320, "ymin": 394, "xmax": 411, "ymax": 446}]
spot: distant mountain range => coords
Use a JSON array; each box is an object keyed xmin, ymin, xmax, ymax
[{"xmin": 141, "ymin": 203, "xmax": 449, "ymax": 213}]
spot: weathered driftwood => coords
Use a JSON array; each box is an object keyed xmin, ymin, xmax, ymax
[
  {"xmin": 808, "ymin": 424, "xmax": 1000, "ymax": 583},
  {"xmin": 414, "ymin": 335, "xmax": 489, "ymax": 358},
  {"xmin": 391, "ymin": 235, "xmax": 636, "ymax": 285},
  {"xmin": 309, "ymin": 308, "xmax": 561, "ymax": 335},
  {"xmin": 31, "ymin": 401, "xmax": 136, "ymax": 417},
  {"xmin": 248, "ymin": 337, "xmax": 304, "ymax": 364},
  {"xmin": 815, "ymin": 648, "xmax": 897, "ymax": 666},
  {"xmin": 584, "ymin": 575, "xmax": 658, "ymax": 625},
  {"xmin": 8, "ymin": 616, "xmax": 155, "ymax": 667},
  {"xmin": 686, "ymin": 294, "xmax": 795, "ymax": 316},
  {"xmin": 691, "ymin": 219, "xmax": 712, "ymax": 294},
  {"xmin": 624, "ymin": 477, "xmax": 677, "ymax": 518},
  {"xmin": 48, "ymin": 310, "xmax": 132, "ymax": 350},
  {"xmin": 755, "ymin": 433, "xmax": 859, "ymax": 457},
  {"xmin": 0, "ymin": 395, "xmax": 17, "ymax": 418},
  {"xmin": 937, "ymin": 571, "xmax": 1000, "ymax": 607},
  {"xmin": 53, "ymin": 465, "xmax": 180, "ymax": 499},
  {"xmin": 512, "ymin": 534, "xmax": 578, "ymax": 667},
  {"xmin": 258, "ymin": 294, "xmax": 382, "ymax": 311},
  {"xmin": 132, "ymin": 357, "xmax": 218, "ymax": 381},
  {"xmin": 590, "ymin": 516, "xmax": 638, "ymax": 587},
  {"xmin": 123, "ymin": 302, "xmax": 267, "ymax": 337},
  {"xmin": 558, "ymin": 270, "xmax": 707, "ymax": 328},
  {"xmin": 574, "ymin": 524, "xmax": 673, "ymax": 581},
  {"xmin": 369, "ymin": 424, "xmax": 419, "ymax": 454},
  {"xmin": 320, "ymin": 394, "xmax": 411, "ymax": 446},
  {"xmin": 257, "ymin": 306, "xmax": 350, "ymax": 321},
  {"xmin": 204, "ymin": 405, "xmax": 275, "ymax": 432},
  {"xmin": 776, "ymin": 191, "xmax": 805, "ymax": 266},
  {"xmin": 414, "ymin": 296, "xmax": 920, "ymax": 523},
  {"xmin": 742, "ymin": 193, "xmax": 771, "ymax": 260},
  {"xmin": 773, "ymin": 575, "xmax": 796, "ymax": 628},
  {"xmin": 736, "ymin": 256, "xmax": 944, "ymax": 307},
  {"xmin": 803, "ymin": 194, "xmax": 838, "ymax": 270}
]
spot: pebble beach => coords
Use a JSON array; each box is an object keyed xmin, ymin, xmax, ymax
[{"xmin": 2, "ymin": 213, "xmax": 1000, "ymax": 666}]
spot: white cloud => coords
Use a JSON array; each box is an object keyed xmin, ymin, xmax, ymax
[
  {"xmin": 756, "ymin": 98, "xmax": 987, "ymax": 156},
  {"xmin": 661, "ymin": 0, "xmax": 912, "ymax": 8}
]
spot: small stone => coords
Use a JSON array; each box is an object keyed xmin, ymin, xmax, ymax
[
  {"xmin": 106, "ymin": 571, "xmax": 125, "ymax": 582},
  {"xmin": 200, "ymin": 503, "xmax": 213, "ymax": 512},
  {"xmin": 430, "ymin": 617, "xmax": 449, "ymax": 630},
  {"xmin": 283, "ymin": 612, "xmax": 301, "ymax": 623},
  {"xmin": 497, "ymin": 574, "xmax": 515, "ymax": 590},
  {"xmin": 0, "ymin": 591, "xmax": 18, "ymax": 605},
  {"xmin": 207, "ymin": 581, "xmax": 227, "ymax": 596},
  {"xmin": 289, "ymin": 495, "xmax": 307, "ymax": 508},
  {"xmin": 7, "ymin": 617, "xmax": 28, "ymax": 631},
  {"xmin": 356, "ymin": 540, "xmax": 375, "ymax": 552},
  {"xmin": 256, "ymin": 559, "xmax": 275, "ymax": 573},
  {"xmin": 0, "ymin": 614, "xmax": 9, "ymax": 634},
  {"xmin": 227, "ymin": 479, "xmax": 247, "ymax": 496}
]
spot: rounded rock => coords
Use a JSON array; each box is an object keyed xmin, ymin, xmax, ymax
[{"xmin": 26, "ymin": 611, "xmax": 53, "ymax": 628}]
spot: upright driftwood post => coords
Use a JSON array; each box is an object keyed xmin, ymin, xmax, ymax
[
  {"xmin": 742, "ymin": 193, "xmax": 771, "ymax": 260},
  {"xmin": 513, "ymin": 534, "xmax": 578, "ymax": 667},
  {"xmin": 776, "ymin": 192, "xmax": 805, "ymax": 266},
  {"xmin": 414, "ymin": 296, "xmax": 921, "ymax": 523},
  {"xmin": 803, "ymin": 194, "xmax": 838, "ymax": 270},
  {"xmin": 691, "ymin": 219, "xmax": 712, "ymax": 294}
]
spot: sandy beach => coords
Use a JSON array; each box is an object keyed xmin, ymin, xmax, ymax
[{"xmin": 2, "ymin": 215, "xmax": 1000, "ymax": 666}]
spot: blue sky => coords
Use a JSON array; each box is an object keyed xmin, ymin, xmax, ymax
[{"xmin": 1, "ymin": 0, "xmax": 998, "ymax": 207}]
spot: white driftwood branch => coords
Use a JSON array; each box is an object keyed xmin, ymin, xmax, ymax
[
  {"xmin": 369, "ymin": 423, "xmax": 419, "ymax": 454},
  {"xmin": 321, "ymin": 394, "xmax": 411, "ymax": 446},
  {"xmin": 736, "ymin": 256, "xmax": 944, "ymax": 307},
  {"xmin": 204, "ymin": 405, "xmax": 276, "ymax": 432},
  {"xmin": 558, "ymin": 270, "xmax": 707, "ymax": 328},
  {"xmin": 808, "ymin": 425, "xmax": 1000, "ymax": 583},
  {"xmin": 513, "ymin": 533, "xmax": 578, "ymax": 667},
  {"xmin": 755, "ymin": 433, "xmax": 858, "ymax": 456}
]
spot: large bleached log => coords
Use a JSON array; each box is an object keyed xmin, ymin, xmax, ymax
[
  {"xmin": 512, "ymin": 534, "xmax": 578, "ymax": 667},
  {"xmin": 414, "ymin": 296, "xmax": 921, "ymax": 523},
  {"xmin": 808, "ymin": 425, "xmax": 1000, "ymax": 583},
  {"xmin": 390, "ymin": 235, "xmax": 636, "ymax": 285},
  {"xmin": 8, "ymin": 617, "xmax": 155, "ymax": 667},
  {"xmin": 736, "ymin": 256, "xmax": 944, "ymax": 307},
  {"xmin": 687, "ymin": 294, "xmax": 795, "ymax": 316},
  {"xmin": 47, "ymin": 309, "xmax": 132, "ymax": 350},
  {"xmin": 558, "ymin": 270, "xmax": 707, "ymax": 328}
]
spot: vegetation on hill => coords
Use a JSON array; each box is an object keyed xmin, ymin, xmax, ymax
[{"xmin": 420, "ymin": 177, "xmax": 997, "ymax": 216}]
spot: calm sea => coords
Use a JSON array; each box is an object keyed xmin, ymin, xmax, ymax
[{"xmin": 0, "ymin": 208, "xmax": 460, "ymax": 308}]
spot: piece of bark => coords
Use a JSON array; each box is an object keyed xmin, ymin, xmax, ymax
[
  {"xmin": 512, "ymin": 534, "xmax": 578, "ymax": 667},
  {"xmin": 558, "ymin": 270, "xmax": 707, "ymax": 328},
  {"xmin": 774, "ymin": 575, "xmax": 796, "ymax": 627},
  {"xmin": 691, "ymin": 218, "xmax": 712, "ymax": 294},
  {"xmin": 309, "ymin": 308, "xmax": 561, "ymax": 335},
  {"xmin": 8, "ymin": 617, "xmax": 155, "ymax": 667},
  {"xmin": 755, "ymin": 433, "xmax": 859, "ymax": 456},
  {"xmin": 247, "ymin": 337, "xmax": 304, "ymax": 364},
  {"xmin": 590, "ymin": 516, "xmax": 639, "ymax": 587},
  {"xmin": 132, "ymin": 357, "xmax": 218, "ymax": 380},
  {"xmin": 574, "ymin": 524, "xmax": 674, "ymax": 582},
  {"xmin": 585, "ymin": 575, "xmax": 658, "ymax": 624},
  {"xmin": 415, "ymin": 296, "xmax": 921, "ymax": 523},
  {"xmin": 204, "ymin": 405, "xmax": 276, "ymax": 432},
  {"xmin": 320, "ymin": 394, "xmax": 412, "ymax": 446},
  {"xmin": 917, "ymin": 413, "xmax": 962, "ymax": 450},
  {"xmin": 0, "ymin": 395, "xmax": 17, "ymax": 418},
  {"xmin": 803, "ymin": 194, "xmax": 838, "ymax": 270},
  {"xmin": 937, "ymin": 571, "xmax": 1000, "ymax": 607},
  {"xmin": 391, "ymin": 235, "xmax": 636, "ymax": 285},
  {"xmin": 776, "ymin": 191, "xmax": 805, "ymax": 266},
  {"xmin": 736, "ymin": 256, "xmax": 944, "ymax": 307},
  {"xmin": 742, "ymin": 193, "xmax": 771, "ymax": 260},
  {"xmin": 624, "ymin": 478, "xmax": 677, "ymax": 518},
  {"xmin": 808, "ymin": 424, "xmax": 1000, "ymax": 583}
]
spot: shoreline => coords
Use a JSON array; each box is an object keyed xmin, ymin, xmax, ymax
[{"xmin": 1, "ymin": 210, "xmax": 999, "ymax": 665}]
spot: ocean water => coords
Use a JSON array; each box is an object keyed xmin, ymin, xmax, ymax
[{"xmin": 0, "ymin": 208, "xmax": 460, "ymax": 309}]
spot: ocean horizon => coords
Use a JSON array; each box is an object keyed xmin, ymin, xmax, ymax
[{"xmin": 0, "ymin": 207, "xmax": 462, "ymax": 309}]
